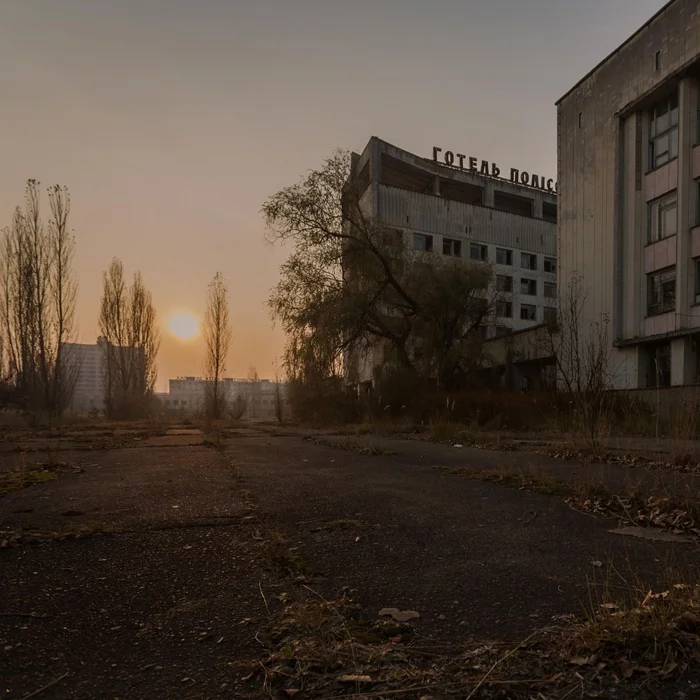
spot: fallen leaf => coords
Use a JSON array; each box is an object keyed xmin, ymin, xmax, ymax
[
  {"xmin": 591, "ymin": 561, "xmax": 602, "ymax": 568},
  {"xmin": 600, "ymin": 603, "xmax": 619, "ymax": 611},
  {"xmin": 355, "ymin": 536, "xmax": 361, "ymax": 543},
  {"xmin": 338, "ymin": 674, "xmax": 372, "ymax": 683}
]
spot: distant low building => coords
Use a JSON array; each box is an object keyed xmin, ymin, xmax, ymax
[{"xmin": 163, "ymin": 376, "xmax": 288, "ymax": 419}]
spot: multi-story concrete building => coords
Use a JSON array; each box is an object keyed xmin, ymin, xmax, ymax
[
  {"xmin": 346, "ymin": 137, "xmax": 558, "ymax": 384},
  {"xmin": 557, "ymin": 0, "xmax": 700, "ymax": 389},
  {"xmin": 63, "ymin": 340, "xmax": 107, "ymax": 413}
]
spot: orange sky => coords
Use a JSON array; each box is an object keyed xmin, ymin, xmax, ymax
[{"xmin": 0, "ymin": 0, "xmax": 668, "ymax": 391}]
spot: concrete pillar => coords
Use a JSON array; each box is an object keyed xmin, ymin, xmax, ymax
[
  {"xmin": 676, "ymin": 78, "xmax": 696, "ymax": 328},
  {"xmin": 532, "ymin": 196, "xmax": 543, "ymax": 220},
  {"xmin": 483, "ymin": 183, "xmax": 495, "ymax": 208},
  {"xmin": 432, "ymin": 175, "xmax": 440, "ymax": 196},
  {"xmin": 671, "ymin": 336, "xmax": 695, "ymax": 385}
]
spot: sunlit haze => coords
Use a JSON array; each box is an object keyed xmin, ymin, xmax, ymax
[
  {"xmin": 0, "ymin": 0, "xmax": 668, "ymax": 389},
  {"xmin": 167, "ymin": 313, "xmax": 199, "ymax": 342}
]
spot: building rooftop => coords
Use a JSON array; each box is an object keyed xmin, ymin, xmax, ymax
[{"xmin": 556, "ymin": 0, "xmax": 678, "ymax": 105}]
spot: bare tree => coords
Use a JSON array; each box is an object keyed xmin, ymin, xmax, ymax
[
  {"xmin": 202, "ymin": 272, "xmax": 232, "ymax": 419},
  {"xmin": 0, "ymin": 181, "xmax": 79, "ymax": 416},
  {"xmin": 544, "ymin": 275, "xmax": 617, "ymax": 448},
  {"xmin": 99, "ymin": 258, "xmax": 160, "ymax": 418},
  {"xmin": 264, "ymin": 150, "xmax": 494, "ymax": 391}
]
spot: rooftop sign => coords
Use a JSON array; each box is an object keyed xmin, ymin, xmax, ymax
[{"xmin": 432, "ymin": 147, "xmax": 557, "ymax": 193}]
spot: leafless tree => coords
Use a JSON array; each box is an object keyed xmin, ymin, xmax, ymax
[
  {"xmin": 202, "ymin": 272, "xmax": 232, "ymax": 419},
  {"xmin": 264, "ymin": 150, "xmax": 494, "ymax": 391},
  {"xmin": 544, "ymin": 275, "xmax": 617, "ymax": 448},
  {"xmin": 0, "ymin": 180, "xmax": 79, "ymax": 416},
  {"xmin": 228, "ymin": 394, "xmax": 248, "ymax": 421},
  {"xmin": 99, "ymin": 258, "xmax": 160, "ymax": 418}
]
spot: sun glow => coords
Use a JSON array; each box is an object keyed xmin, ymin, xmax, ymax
[{"xmin": 168, "ymin": 312, "xmax": 199, "ymax": 341}]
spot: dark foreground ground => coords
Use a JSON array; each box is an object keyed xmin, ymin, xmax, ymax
[{"xmin": 2, "ymin": 424, "xmax": 700, "ymax": 699}]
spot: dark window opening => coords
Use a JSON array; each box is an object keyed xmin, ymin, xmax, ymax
[
  {"xmin": 543, "ymin": 306, "xmax": 557, "ymax": 324},
  {"xmin": 521, "ymin": 252, "xmax": 537, "ymax": 271},
  {"xmin": 496, "ymin": 301, "xmax": 512, "ymax": 318},
  {"xmin": 694, "ymin": 258, "xmax": 700, "ymax": 305},
  {"xmin": 442, "ymin": 238, "xmax": 462, "ymax": 257},
  {"xmin": 544, "ymin": 282, "xmax": 557, "ymax": 298},
  {"xmin": 578, "ymin": 112, "xmax": 582, "ymax": 129},
  {"xmin": 647, "ymin": 342, "xmax": 671, "ymax": 388},
  {"xmin": 494, "ymin": 190, "xmax": 534, "ymax": 217},
  {"xmin": 496, "ymin": 274, "xmax": 513, "ymax": 292},
  {"xmin": 470, "ymin": 243, "xmax": 488, "ymax": 262},
  {"xmin": 380, "ymin": 154, "xmax": 434, "ymax": 193},
  {"xmin": 520, "ymin": 278, "xmax": 537, "ymax": 296},
  {"xmin": 439, "ymin": 178, "xmax": 484, "ymax": 205},
  {"xmin": 520, "ymin": 304, "xmax": 537, "ymax": 321},
  {"xmin": 647, "ymin": 266, "xmax": 676, "ymax": 315},
  {"xmin": 413, "ymin": 233, "xmax": 433, "ymax": 252},
  {"xmin": 649, "ymin": 92, "xmax": 679, "ymax": 170},
  {"xmin": 544, "ymin": 257, "xmax": 557, "ymax": 274},
  {"xmin": 496, "ymin": 247, "xmax": 513, "ymax": 265},
  {"xmin": 648, "ymin": 192, "xmax": 677, "ymax": 243},
  {"xmin": 654, "ymin": 50, "xmax": 661, "ymax": 72},
  {"xmin": 542, "ymin": 201, "xmax": 557, "ymax": 223}
]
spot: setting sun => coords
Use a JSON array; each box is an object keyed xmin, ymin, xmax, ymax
[{"xmin": 167, "ymin": 312, "xmax": 199, "ymax": 341}]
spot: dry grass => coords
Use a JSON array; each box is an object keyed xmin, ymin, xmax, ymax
[
  {"xmin": 448, "ymin": 467, "xmax": 700, "ymax": 538},
  {"xmin": 247, "ymin": 579, "xmax": 700, "ymax": 699}
]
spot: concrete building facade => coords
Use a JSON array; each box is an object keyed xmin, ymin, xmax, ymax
[
  {"xmin": 557, "ymin": 0, "xmax": 700, "ymax": 389},
  {"xmin": 63, "ymin": 341, "xmax": 107, "ymax": 413},
  {"xmin": 347, "ymin": 137, "xmax": 557, "ymax": 384},
  {"xmin": 164, "ymin": 377, "xmax": 286, "ymax": 419}
]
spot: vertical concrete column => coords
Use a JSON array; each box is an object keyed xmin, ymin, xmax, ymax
[
  {"xmin": 671, "ymin": 336, "xmax": 696, "ymax": 385},
  {"xmin": 483, "ymin": 183, "xmax": 494, "ymax": 208},
  {"xmin": 676, "ymin": 78, "xmax": 695, "ymax": 329},
  {"xmin": 432, "ymin": 175, "xmax": 441, "ymax": 196},
  {"xmin": 532, "ymin": 196, "xmax": 543, "ymax": 219}
]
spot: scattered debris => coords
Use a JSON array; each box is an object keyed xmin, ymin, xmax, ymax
[
  {"xmin": 379, "ymin": 608, "xmax": 420, "ymax": 622},
  {"xmin": 609, "ymin": 526, "xmax": 694, "ymax": 543}
]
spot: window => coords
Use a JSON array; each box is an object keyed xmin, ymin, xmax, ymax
[
  {"xmin": 543, "ymin": 306, "xmax": 557, "ymax": 324},
  {"xmin": 496, "ymin": 300, "xmax": 513, "ymax": 318},
  {"xmin": 544, "ymin": 282, "xmax": 557, "ymax": 299},
  {"xmin": 647, "ymin": 266, "xmax": 676, "ymax": 315},
  {"xmin": 695, "ymin": 258, "xmax": 700, "ymax": 304},
  {"xmin": 494, "ymin": 190, "xmax": 534, "ymax": 217},
  {"xmin": 649, "ymin": 93, "xmax": 679, "ymax": 169},
  {"xmin": 520, "ymin": 304, "xmax": 537, "ymax": 321},
  {"xmin": 542, "ymin": 202, "xmax": 557, "ymax": 223},
  {"xmin": 520, "ymin": 278, "xmax": 537, "ymax": 296},
  {"xmin": 544, "ymin": 257, "xmax": 557, "ymax": 275},
  {"xmin": 648, "ymin": 192, "xmax": 677, "ymax": 243},
  {"xmin": 413, "ymin": 233, "xmax": 433, "ymax": 252},
  {"xmin": 578, "ymin": 112, "xmax": 582, "ymax": 129},
  {"xmin": 647, "ymin": 343, "xmax": 671, "ymax": 387},
  {"xmin": 521, "ymin": 252, "xmax": 537, "ymax": 270},
  {"xmin": 496, "ymin": 274, "xmax": 513, "ymax": 292},
  {"xmin": 496, "ymin": 247, "xmax": 513, "ymax": 265},
  {"xmin": 442, "ymin": 238, "xmax": 462, "ymax": 257},
  {"xmin": 654, "ymin": 50, "xmax": 661, "ymax": 72},
  {"xmin": 696, "ymin": 180, "xmax": 700, "ymax": 226},
  {"xmin": 470, "ymin": 243, "xmax": 488, "ymax": 261}
]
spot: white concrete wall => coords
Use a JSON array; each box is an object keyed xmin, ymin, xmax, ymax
[{"xmin": 558, "ymin": 0, "xmax": 700, "ymax": 389}]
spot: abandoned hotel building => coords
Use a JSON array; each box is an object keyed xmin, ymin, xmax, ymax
[
  {"xmin": 557, "ymin": 0, "xmax": 700, "ymax": 390},
  {"xmin": 345, "ymin": 136, "xmax": 559, "ymax": 388}
]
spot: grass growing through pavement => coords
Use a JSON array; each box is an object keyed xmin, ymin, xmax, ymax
[{"xmin": 249, "ymin": 579, "xmax": 700, "ymax": 699}]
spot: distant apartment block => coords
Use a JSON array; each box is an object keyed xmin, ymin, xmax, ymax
[
  {"xmin": 345, "ymin": 136, "xmax": 558, "ymax": 384},
  {"xmin": 557, "ymin": 0, "xmax": 700, "ymax": 389},
  {"xmin": 62, "ymin": 340, "xmax": 107, "ymax": 412}
]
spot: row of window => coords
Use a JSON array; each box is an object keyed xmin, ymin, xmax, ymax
[
  {"xmin": 647, "ymin": 259, "xmax": 700, "ymax": 316},
  {"xmin": 496, "ymin": 275, "xmax": 556, "ymax": 298},
  {"xmin": 647, "ymin": 182, "xmax": 700, "ymax": 245},
  {"xmin": 413, "ymin": 233, "xmax": 557, "ymax": 273},
  {"xmin": 496, "ymin": 301, "xmax": 557, "ymax": 323}
]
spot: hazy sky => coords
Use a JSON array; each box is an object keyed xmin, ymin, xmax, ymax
[{"xmin": 0, "ymin": 0, "xmax": 668, "ymax": 390}]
